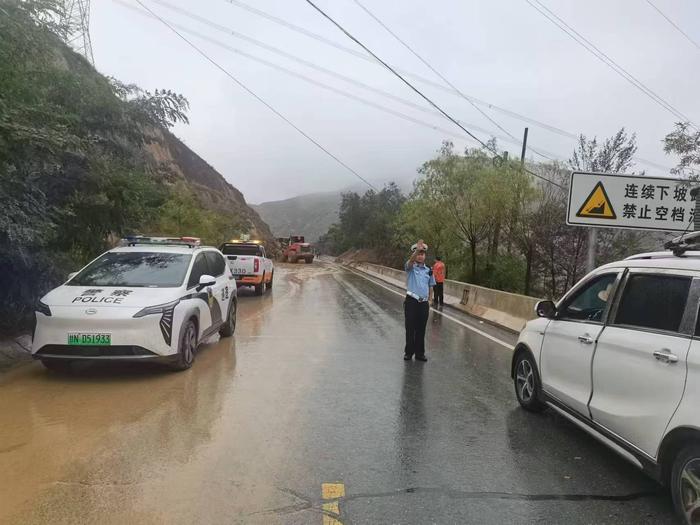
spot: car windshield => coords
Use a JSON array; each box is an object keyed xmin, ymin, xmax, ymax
[
  {"xmin": 67, "ymin": 252, "xmax": 192, "ymax": 288},
  {"xmin": 220, "ymin": 244, "xmax": 262, "ymax": 257}
]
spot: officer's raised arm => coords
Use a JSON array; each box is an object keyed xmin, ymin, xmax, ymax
[{"xmin": 406, "ymin": 240, "xmax": 426, "ymax": 270}]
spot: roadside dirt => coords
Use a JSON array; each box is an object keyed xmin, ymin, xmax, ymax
[{"xmin": 0, "ymin": 335, "xmax": 32, "ymax": 373}]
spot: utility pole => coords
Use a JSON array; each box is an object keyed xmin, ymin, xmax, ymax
[{"xmin": 520, "ymin": 127, "xmax": 529, "ymax": 167}]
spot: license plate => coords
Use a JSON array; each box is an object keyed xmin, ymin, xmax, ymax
[
  {"xmin": 68, "ymin": 333, "xmax": 111, "ymax": 345},
  {"xmin": 232, "ymin": 268, "xmax": 246, "ymax": 274}
]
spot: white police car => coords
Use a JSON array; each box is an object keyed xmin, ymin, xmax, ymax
[{"xmin": 32, "ymin": 237, "xmax": 237, "ymax": 371}]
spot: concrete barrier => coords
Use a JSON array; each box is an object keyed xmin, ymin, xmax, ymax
[{"xmin": 343, "ymin": 260, "xmax": 540, "ymax": 333}]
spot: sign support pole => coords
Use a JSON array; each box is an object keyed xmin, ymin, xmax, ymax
[{"xmin": 587, "ymin": 228, "xmax": 597, "ymax": 272}]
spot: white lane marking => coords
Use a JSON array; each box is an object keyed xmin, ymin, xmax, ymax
[{"xmin": 339, "ymin": 264, "xmax": 513, "ymax": 350}]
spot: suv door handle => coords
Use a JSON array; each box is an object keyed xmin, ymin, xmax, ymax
[
  {"xmin": 653, "ymin": 349, "xmax": 679, "ymax": 364},
  {"xmin": 578, "ymin": 334, "xmax": 594, "ymax": 345}
]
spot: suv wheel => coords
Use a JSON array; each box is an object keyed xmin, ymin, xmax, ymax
[
  {"xmin": 172, "ymin": 319, "xmax": 197, "ymax": 371},
  {"xmin": 219, "ymin": 299, "xmax": 237, "ymax": 337},
  {"xmin": 267, "ymin": 272, "xmax": 274, "ymax": 290},
  {"xmin": 514, "ymin": 352, "xmax": 545, "ymax": 412},
  {"xmin": 255, "ymin": 274, "xmax": 265, "ymax": 296},
  {"xmin": 671, "ymin": 443, "xmax": 700, "ymax": 524}
]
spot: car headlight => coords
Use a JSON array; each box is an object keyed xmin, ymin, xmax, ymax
[
  {"xmin": 133, "ymin": 299, "xmax": 180, "ymax": 318},
  {"xmin": 36, "ymin": 300, "xmax": 52, "ymax": 317}
]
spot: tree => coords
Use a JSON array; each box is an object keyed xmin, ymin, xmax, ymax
[
  {"xmin": 412, "ymin": 141, "xmax": 529, "ymax": 283},
  {"xmin": 317, "ymin": 183, "xmax": 405, "ymax": 258},
  {"xmin": 664, "ymin": 123, "xmax": 700, "ymax": 175},
  {"xmin": 570, "ymin": 128, "xmax": 637, "ymax": 174}
]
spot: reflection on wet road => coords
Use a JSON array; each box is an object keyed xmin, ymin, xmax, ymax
[{"xmin": 0, "ymin": 263, "xmax": 677, "ymax": 524}]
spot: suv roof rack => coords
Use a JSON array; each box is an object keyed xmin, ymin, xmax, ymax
[
  {"xmin": 625, "ymin": 251, "xmax": 700, "ymax": 261},
  {"xmin": 120, "ymin": 236, "xmax": 202, "ymax": 248},
  {"xmin": 663, "ymin": 231, "xmax": 700, "ymax": 257}
]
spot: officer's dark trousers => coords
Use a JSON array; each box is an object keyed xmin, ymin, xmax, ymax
[
  {"xmin": 433, "ymin": 282, "xmax": 444, "ymax": 306},
  {"xmin": 404, "ymin": 296, "xmax": 429, "ymax": 358}
]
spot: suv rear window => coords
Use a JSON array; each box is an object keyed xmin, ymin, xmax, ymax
[
  {"xmin": 68, "ymin": 252, "xmax": 192, "ymax": 288},
  {"xmin": 220, "ymin": 244, "xmax": 262, "ymax": 257},
  {"xmin": 614, "ymin": 274, "xmax": 691, "ymax": 333}
]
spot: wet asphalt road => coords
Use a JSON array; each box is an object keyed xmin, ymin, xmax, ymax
[{"xmin": 0, "ymin": 262, "xmax": 679, "ymax": 524}]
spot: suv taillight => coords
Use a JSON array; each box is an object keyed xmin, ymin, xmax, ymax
[{"xmin": 254, "ymin": 258, "xmax": 259, "ymax": 273}]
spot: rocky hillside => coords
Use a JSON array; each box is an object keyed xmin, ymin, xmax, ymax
[{"xmin": 148, "ymin": 130, "xmax": 277, "ymax": 248}]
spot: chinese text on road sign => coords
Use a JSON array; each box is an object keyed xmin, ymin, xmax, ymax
[{"xmin": 567, "ymin": 171, "xmax": 695, "ymax": 232}]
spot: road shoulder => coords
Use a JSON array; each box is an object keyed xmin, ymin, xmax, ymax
[{"xmin": 0, "ymin": 335, "xmax": 32, "ymax": 374}]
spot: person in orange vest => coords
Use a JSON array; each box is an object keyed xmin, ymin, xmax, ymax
[{"xmin": 432, "ymin": 256, "xmax": 446, "ymax": 307}]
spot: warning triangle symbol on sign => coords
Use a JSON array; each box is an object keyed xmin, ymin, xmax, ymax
[{"xmin": 576, "ymin": 181, "xmax": 617, "ymax": 219}]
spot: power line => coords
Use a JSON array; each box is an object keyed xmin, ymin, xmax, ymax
[
  {"xmin": 130, "ymin": 0, "xmax": 377, "ymax": 191},
  {"xmin": 117, "ymin": 1, "xmax": 551, "ymax": 158},
  {"xmin": 220, "ymin": 0, "xmax": 576, "ymax": 139},
  {"xmin": 303, "ymin": 0, "xmax": 494, "ymax": 152},
  {"xmin": 133, "ymin": 0, "xmax": 557, "ymax": 161},
  {"xmin": 122, "ymin": 0, "xmax": 684, "ymax": 183},
  {"xmin": 219, "ymin": 0, "xmax": 677, "ymax": 175},
  {"xmin": 644, "ymin": 0, "xmax": 700, "ymax": 52},
  {"xmin": 525, "ymin": 0, "xmax": 696, "ymax": 126},
  {"xmin": 351, "ymin": 0, "xmax": 523, "ymax": 149},
  {"xmin": 302, "ymin": 0, "xmax": 565, "ymax": 189}
]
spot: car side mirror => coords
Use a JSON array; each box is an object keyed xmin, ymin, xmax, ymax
[
  {"xmin": 67, "ymin": 272, "xmax": 78, "ymax": 281},
  {"xmin": 535, "ymin": 300, "xmax": 557, "ymax": 319},
  {"xmin": 198, "ymin": 274, "xmax": 216, "ymax": 290}
]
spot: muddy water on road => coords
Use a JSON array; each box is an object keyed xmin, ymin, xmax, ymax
[{"xmin": 0, "ymin": 264, "xmax": 334, "ymax": 524}]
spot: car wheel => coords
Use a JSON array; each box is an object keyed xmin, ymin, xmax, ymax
[
  {"xmin": 219, "ymin": 299, "xmax": 237, "ymax": 337},
  {"xmin": 41, "ymin": 360, "xmax": 73, "ymax": 373},
  {"xmin": 172, "ymin": 319, "xmax": 197, "ymax": 371},
  {"xmin": 267, "ymin": 272, "xmax": 274, "ymax": 290},
  {"xmin": 514, "ymin": 352, "xmax": 545, "ymax": 412},
  {"xmin": 255, "ymin": 275, "xmax": 264, "ymax": 296},
  {"xmin": 671, "ymin": 443, "xmax": 700, "ymax": 524}
]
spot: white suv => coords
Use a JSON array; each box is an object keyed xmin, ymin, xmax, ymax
[
  {"xmin": 512, "ymin": 250, "xmax": 700, "ymax": 523},
  {"xmin": 32, "ymin": 238, "xmax": 237, "ymax": 372}
]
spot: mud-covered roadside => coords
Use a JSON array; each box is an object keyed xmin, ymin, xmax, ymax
[{"xmin": 0, "ymin": 335, "xmax": 32, "ymax": 373}]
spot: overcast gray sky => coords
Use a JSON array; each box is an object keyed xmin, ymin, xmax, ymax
[{"xmin": 91, "ymin": 0, "xmax": 700, "ymax": 204}]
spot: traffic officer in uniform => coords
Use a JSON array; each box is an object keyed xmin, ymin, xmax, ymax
[{"xmin": 404, "ymin": 240, "xmax": 435, "ymax": 362}]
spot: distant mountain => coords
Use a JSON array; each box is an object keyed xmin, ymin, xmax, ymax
[
  {"xmin": 253, "ymin": 191, "xmax": 342, "ymax": 242},
  {"xmin": 253, "ymin": 178, "xmax": 415, "ymax": 243}
]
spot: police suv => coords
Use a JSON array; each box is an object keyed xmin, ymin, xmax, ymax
[
  {"xmin": 512, "ymin": 232, "xmax": 700, "ymax": 523},
  {"xmin": 32, "ymin": 237, "xmax": 237, "ymax": 371}
]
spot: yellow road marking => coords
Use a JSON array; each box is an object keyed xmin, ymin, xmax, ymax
[
  {"xmin": 321, "ymin": 482, "xmax": 344, "ymax": 525},
  {"xmin": 322, "ymin": 483, "xmax": 345, "ymax": 499},
  {"xmin": 322, "ymin": 501, "xmax": 340, "ymax": 514}
]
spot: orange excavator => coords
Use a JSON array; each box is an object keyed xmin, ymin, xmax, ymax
[{"xmin": 281, "ymin": 235, "xmax": 314, "ymax": 264}]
